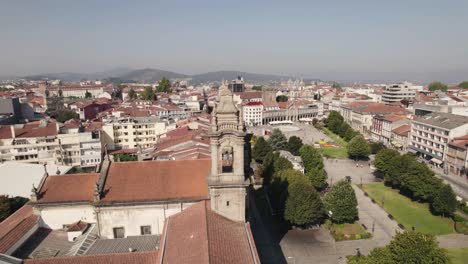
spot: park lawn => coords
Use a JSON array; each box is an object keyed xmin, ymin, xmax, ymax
[
  {"xmin": 318, "ymin": 147, "xmax": 348, "ymax": 159},
  {"xmin": 362, "ymin": 183, "xmax": 454, "ymax": 235},
  {"xmin": 321, "ymin": 127, "xmax": 348, "ymax": 147},
  {"xmin": 446, "ymin": 248, "xmax": 468, "ymax": 264},
  {"xmin": 324, "ymin": 220, "xmax": 370, "ymax": 241}
]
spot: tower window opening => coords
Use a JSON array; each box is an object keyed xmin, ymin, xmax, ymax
[{"xmin": 221, "ymin": 148, "xmax": 233, "ymax": 173}]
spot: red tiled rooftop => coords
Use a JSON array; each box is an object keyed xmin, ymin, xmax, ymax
[
  {"xmin": 37, "ymin": 174, "xmax": 99, "ymax": 204},
  {"xmin": 392, "ymin": 125, "xmax": 411, "ymax": 136},
  {"xmin": 0, "ymin": 205, "xmax": 39, "ymax": 253},
  {"xmin": 0, "ymin": 120, "xmax": 58, "ymax": 140},
  {"xmin": 162, "ymin": 201, "xmax": 259, "ymax": 264},
  {"xmin": 100, "ymin": 160, "xmax": 210, "ymax": 203},
  {"xmin": 245, "ymin": 101, "xmax": 263, "ymax": 106}
]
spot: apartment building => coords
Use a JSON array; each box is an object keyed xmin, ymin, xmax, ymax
[
  {"xmin": 243, "ymin": 101, "xmax": 263, "ymax": 126},
  {"xmin": 391, "ymin": 124, "xmax": 411, "ymax": 151},
  {"xmin": 371, "ymin": 114, "xmax": 409, "ymax": 145},
  {"xmin": 341, "ymin": 102, "xmax": 408, "ymax": 137},
  {"xmin": 101, "ymin": 117, "xmax": 174, "ymax": 150},
  {"xmin": 446, "ymin": 135, "xmax": 468, "ymax": 177},
  {"xmin": 409, "ymin": 112, "xmax": 468, "ymax": 167},
  {"xmin": 0, "ymin": 119, "xmax": 102, "ymax": 168},
  {"xmin": 381, "ymin": 82, "xmax": 423, "ymax": 105}
]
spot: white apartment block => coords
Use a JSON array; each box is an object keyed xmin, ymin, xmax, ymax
[
  {"xmin": 101, "ymin": 117, "xmax": 173, "ymax": 150},
  {"xmin": 409, "ymin": 112, "xmax": 468, "ymax": 165},
  {"xmin": 243, "ymin": 102, "xmax": 263, "ymax": 126},
  {"xmin": 381, "ymin": 82, "xmax": 423, "ymax": 105},
  {"xmin": 0, "ymin": 120, "xmax": 102, "ymax": 168}
]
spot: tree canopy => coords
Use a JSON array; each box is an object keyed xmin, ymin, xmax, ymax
[
  {"xmin": 349, "ymin": 231, "xmax": 449, "ymax": 264},
  {"xmin": 85, "ymin": 90, "xmax": 92, "ymax": 98},
  {"xmin": 141, "ymin": 86, "xmax": 156, "ymax": 101},
  {"xmin": 431, "ymin": 184, "xmax": 457, "ymax": 217},
  {"xmin": 284, "ymin": 181, "xmax": 326, "ymax": 226},
  {"xmin": 128, "ymin": 88, "xmax": 137, "ymax": 100},
  {"xmin": 252, "ymin": 137, "xmax": 272, "ymax": 163},
  {"xmin": 324, "ymin": 180, "xmax": 358, "ymax": 223},
  {"xmin": 299, "ymin": 144, "xmax": 324, "ymax": 172},
  {"xmin": 268, "ymin": 129, "xmax": 287, "ymax": 151},
  {"xmin": 54, "ymin": 109, "xmax": 79, "ymax": 123},
  {"xmin": 307, "ymin": 167, "xmax": 327, "ymax": 190},
  {"xmin": 347, "ymin": 135, "xmax": 370, "ymax": 159},
  {"xmin": 156, "ymin": 77, "xmax": 172, "ymax": 93},
  {"xmin": 286, "ymin": 136, "xmax": 303, "ymax": 156},
  {"xmin": 0, "ymin": 195, "xmax": 29, "ymax": 222},
  {"xmin": 370, "ymin": 142, "xmax": 386, "ymax": 154},
  {"xmin": 459, "ymin": 81, "xmax": 468, "ymax": 89},
  {"xmin": 428, "ymin": 81, "xmax": 448, "ymax": 92},
  {"xmin": 276, "ymin": 95, "xmax": 288, "ymax": 102}
]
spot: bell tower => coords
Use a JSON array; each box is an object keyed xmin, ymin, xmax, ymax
[{"xmin": 207, "ymin": 81, "xmax": 248, "ymax": 222}]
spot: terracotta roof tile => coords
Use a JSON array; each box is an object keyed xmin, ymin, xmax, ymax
[
  {"xmin": 162, "ymin": 201, "xmax": 259, "ymax": 264},
  {"xmin": 0, "ymin": 205, "xmax": 39, "ymax": 253},
  {"xmin": 391, "ymin": 125, "xmax": 411, "ymax": 136},
  {"xmin": 100, "ymin": 160, "xmax": 210, "ymax": 203},
  {"xmin": 37, "ymin": 174, "xmax": 99, "ymax": 204}
]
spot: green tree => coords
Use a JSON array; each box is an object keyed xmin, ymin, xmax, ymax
[
  {"xmin": 374, "ymin": 149, "xmax": 400, "ymax": 176},
  {"xmin": 276, "ymin": 95, "xmax": 288, "ymax": 102},
  {"xmin": 459, "ymin": 81, "xmax": 468, "ymax": 89},
  {"xmin": 55, "ymin": 109, "xmax": 79, "ymax": 123},
  {"xmin": 141, "ymin": 86, "xmax": 156, "ymax": 100},
  {"xmin": 431, "ymin": 184, "xmax": 457, "ymax": 217},
  {"xmin": 85, "ymin": 90, "xmax": 92, "ymax": 98},
  {"xmin": 299, "ymin": 144, "xmax": 324, "ymax": 171},
  {"xmin": 325, "ymin": 111, "xmax": 344, "ymax": 133},
  {"xmin": 156, "ymin": 77, "xmax": 172, "ymax": 93},
  {"xmin": 428, "ymin": 81, "xmax": 448, "ymax": 92},
  {"xmin": 324, "ymin": 180, "xmax": 358, "ymax": 223},
  {"xmin": 252, "ymin": 137, "xmax": 272, "ymax": 163},
  {"xmin": 273, "ymin": 156, "xmax": 293, "ymax": 173},
  {"xmin": 0, "ymin": 195, "xmax": 11, "ymax": 222},
  {"xmin": 307, "ymin": 167, "xmax": 327, "ymax": 190},
  {"xmin": 115, "ymin": 153, "xmax": 137, "ymax": 162},
  {"xmin": 268, "ymin": 129, "xmax": 287, "ymax": 150},
  {"xmin": 45, "ymin": 90, "xmax": 50, "ymax": 98},
  {"xmin": 347, "ymin": 135, "xmax": 370, "ymax": 159},
  {"xmin": 350, "ymin": 231, "xmax": 448, "ymax": 264},
  {"xmin": 284, "ymin": 181, "xmax": 326, "ymax": 226},
  {"xmin": 128, "ymin": 88, "xmax": 137, "ymax": 100},
  {"xmin": 370, "ymin": 142, "xmax": 386, "ymax": 154},
  {"xmin": 286, "ymin": 136, "xmax": 303, "ymax": 156},
  {"xmin": 58, "ymin": 89, "xmax": 63, "ymax": 97}
]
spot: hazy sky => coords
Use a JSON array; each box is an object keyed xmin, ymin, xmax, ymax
[{"xmin": 1, "ymin": 0, "xmax": 467, "ymax": 78}]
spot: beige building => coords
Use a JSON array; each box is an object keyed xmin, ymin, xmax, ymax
[
  {"xmin": 101, "ymin": 117, "xmax": 173, "ymax": 150},
  {"xmin": 381, "ymin": 82, "xmax": 423, "ymax": 105},
  {"xmin": 446, "ymin": 135, "xmax": 468, "ymax": 177},
  {"xmin": 0, "ymin": 119, "xmax": 102, "ymax": 168},
  {"xmin": 409, "ymin": 112, "xmax": 468, "ymax": 167}
]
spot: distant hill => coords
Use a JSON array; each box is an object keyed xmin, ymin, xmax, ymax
[
  {"xmin": 20, "ymin": 68, "xmax": 291, "ymax": 84},
  {"xmin": 118, "ymin": 68, "xmax": 189, "ymax": 83},
  {"xmin": 190, "ymin": 71, "xmax": 289, "ymax": 84}
]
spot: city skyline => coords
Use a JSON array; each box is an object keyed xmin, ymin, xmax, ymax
[{"xmin": 1, "ymin": 0, "xmax": 468, "ymax": 81}]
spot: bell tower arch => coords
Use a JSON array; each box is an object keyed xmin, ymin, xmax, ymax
[{"xmin": 207, "ymin": 81, "xmax": 248, "ymax": 222}]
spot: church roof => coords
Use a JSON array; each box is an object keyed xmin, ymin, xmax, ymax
[
  {"xmin": 37, "ymin": 173, "xmax": 99, "ymax": 204},
  {"xmin": 161, "ymin": 201, "xmax": 260, "ymax": 264},
  {"xmin": 99, "ymin": 159, "xmax": 211, "ymax": 203}
]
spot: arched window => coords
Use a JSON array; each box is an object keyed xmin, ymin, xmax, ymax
[{"xmin": 221, "ymin": 147, "xmax": 233, "ymax": 173}]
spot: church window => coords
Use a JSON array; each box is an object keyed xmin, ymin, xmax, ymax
[
  {"xmin": 140, "ymin": 225, "xmax": 152, "ymax": 235},
  {"xmin": 221, "ymin": 147, "xmax": 233, "ymax": 173},
  {"xmin": 113, "ymin": 227, "xmax": 125, "ymax": 238},
  {"xmin": 226, "ymin": 201, "xmax": 230, "ymax": 207}
]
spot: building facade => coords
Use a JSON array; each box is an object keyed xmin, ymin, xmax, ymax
[
  {"xmin": 409, "ymin": 112, "xmax": 468, "ymax": 167},
  {"xmin": 381, "ymin": 82, "xmax": 423, "ymax": 105}
]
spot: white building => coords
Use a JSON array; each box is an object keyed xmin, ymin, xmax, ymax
[
  {"xmin": 381, "ymin": 82, "xmax": 423, "ymax": 105},
  {"xmin": 243, "ymin": 101, "xmax": 263, "ymax": 126},
  {"xmin": 409, "ymin": 112, "xmax": 468, "ymax": 167},
  {"xmin": 101, "ymin": 117, "xmax": 172, "ymax": 150}
]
